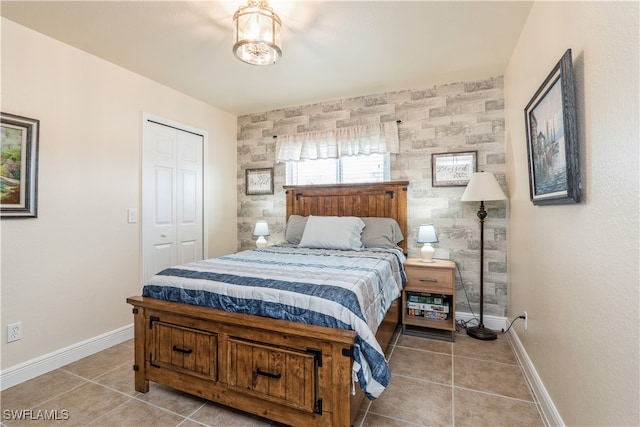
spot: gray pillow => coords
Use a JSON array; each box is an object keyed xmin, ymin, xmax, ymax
[
  {"xmin": 299, "ymin": 216, "xmax": 365, "ymax": 251},
  {"xmin": 361, "ymin": 217, "xmax": 404, "ymax": 249},
  {"xmin": 285, "ymin": 215, "xmax": 308, "ymax": 244}
]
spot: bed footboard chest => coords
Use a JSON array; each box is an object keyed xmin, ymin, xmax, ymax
[{"xmin": 128, "ymin": 296, "xmax": 357, "ymax": 426}]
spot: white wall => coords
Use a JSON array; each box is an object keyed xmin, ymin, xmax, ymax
[
  {"xmin": 504, "ymin": 2, "xmax": 639, "ymax": 426},
  {"xmin": 0, "ymin": 19, "xmax": 238, "ymax": 370}
]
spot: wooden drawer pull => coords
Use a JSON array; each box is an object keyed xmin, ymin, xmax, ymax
[
  {"xmin": 419, "ymin": 278, "xmax": 438, "ymax": 283},
  {"xmin": 252, "ymin": 368, "xmax": 282, "ymax": 386},
  {"xmin": 172, "ymin": 345, "xmax": 193, "ymax": 354},
  {"xmin": 256, "ymin": 368, "xmax": 282, "ymax": 379}
]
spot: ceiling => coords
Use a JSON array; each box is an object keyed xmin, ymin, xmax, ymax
[{"xmin": 1, "ymin": 1, "xmax": 533, "ymax": 116}]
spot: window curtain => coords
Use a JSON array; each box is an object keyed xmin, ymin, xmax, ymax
[{"xmin": 276, "ymin": 121, "xmax": 399, "ymax": 162}]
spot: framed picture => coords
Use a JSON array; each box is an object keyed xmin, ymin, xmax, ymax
[
  {"xmin": 245, "ymin": 167, "xmax": 274, "ymax": 195},
  {"xmin": 524, "ymin": 49, "xmax": 580, "ymax": 205},
  {"xmin": 431, "ymin": 151, "xmax": 477, "ymax": 187},
  {"xmin": 1, "ymin": 113, "xmax": 39, "ymax": 218}
]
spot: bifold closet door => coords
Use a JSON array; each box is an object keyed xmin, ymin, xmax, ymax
[{"xmin": 142, "ymin": 119, "xmax": 203, "ymax": 283}]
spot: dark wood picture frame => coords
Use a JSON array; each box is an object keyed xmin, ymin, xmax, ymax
[
  {"xmin": 524, "ymin": 49, "xmax": 580, "ymax": 205},
  {"xmin": 245, "ymin": 167, "xmax": 274, "ymax": 195},
  {"xmin": 431, "ymin": 151, "xmax": 477, "ymax": 187},
  {"xmin": 1, "ymin": 113, "xmax": 39, "ymax": 218}
]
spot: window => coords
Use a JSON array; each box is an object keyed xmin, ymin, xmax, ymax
[{"xmin": 285, "ymin": 153, "xmax": 390, "ymax": 185}]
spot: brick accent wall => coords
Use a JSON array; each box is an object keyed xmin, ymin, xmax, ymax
[{"xmin": 237, "ymin": 77, "xmax": 507, "ymax": 317}]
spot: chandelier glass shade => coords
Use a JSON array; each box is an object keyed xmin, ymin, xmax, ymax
[{"xmin": 232, "ymin": 0, "xmax": 282, "ymax": 65}]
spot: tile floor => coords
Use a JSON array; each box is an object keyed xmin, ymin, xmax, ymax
[{"xmin": 1, "ymin": 328, "xmax": 545, "ymax": 426}]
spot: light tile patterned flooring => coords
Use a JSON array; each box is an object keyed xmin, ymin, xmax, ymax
[{"xmin": 1, "ymin": 328, "xmax": 544, "ymax": 426}]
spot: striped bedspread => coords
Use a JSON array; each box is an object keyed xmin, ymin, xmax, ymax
[{"xmin": 142, "ymin": 245, "xmax": 406, "ymax": 399}]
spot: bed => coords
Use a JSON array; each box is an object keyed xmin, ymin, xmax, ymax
[{"xmin": 127, "ymin": 181, "xmax": 409, "ymax": 426}]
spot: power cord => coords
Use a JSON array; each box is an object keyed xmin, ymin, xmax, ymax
[
  {"xmin": 455, "ymin": 317, "xmax": 478, "ymax": 331},
  {"xmin": 454, "ymin": 261, "xmax": 525, "ymax": 335},
  {"xmin": 501, "ymin": 315, "xmax": 526, "ymax": 334},
  {"xmin": 454, "ymin": 262, "xmax": 479, "ymax": 332}
]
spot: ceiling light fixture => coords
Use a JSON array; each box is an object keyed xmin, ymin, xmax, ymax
[{"xmin": 232, "ymin": 0, "xmax": 282, "ymax": 66}]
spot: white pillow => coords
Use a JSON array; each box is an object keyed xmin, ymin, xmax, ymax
[{"xmin": 298, "ymin": 216, "xmax": 365, "ymax": 250}]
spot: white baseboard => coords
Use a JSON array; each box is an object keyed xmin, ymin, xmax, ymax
[
  {"xmin": 0, "ymin": 324, "xmax": 133, "ymax": 391},
  {"xmin": 455, "ymin": 311, "xmax": 508, "ymax": 332},
  {"xmin": 508, "ymin": 329, "xmax": 565, "ymax": 427}
]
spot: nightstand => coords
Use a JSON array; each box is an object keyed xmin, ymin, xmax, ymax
[{"xmin": 402, "ymin": 258, "xmax": 456, "ymax": 341}]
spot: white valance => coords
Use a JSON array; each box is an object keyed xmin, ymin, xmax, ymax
[{"xmin": 276, "ymin": 121, "xmax": 399, "ymax": 162}]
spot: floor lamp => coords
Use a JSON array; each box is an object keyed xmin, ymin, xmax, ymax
[{"xmin": 460, "ymin": 171, "xmax": 507, "ymax": 340}]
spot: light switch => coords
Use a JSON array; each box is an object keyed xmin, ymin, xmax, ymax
[{"xmin": 127, "ymin": 208, "xmax": 138, "ymax": 224}]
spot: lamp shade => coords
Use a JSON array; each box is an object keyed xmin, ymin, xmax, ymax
[
  {"xmin": 417, "ymin": 224, "xmax": 439, "ymax": 243},
  {"xmin": 253, "ymin": 220, "xmax": 270, "ymax": 236},
  {"xmin": 460, "ymin": 172, "xmax": 506, "ymax": 202}
]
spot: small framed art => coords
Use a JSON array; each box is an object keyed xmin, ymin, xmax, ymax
[
  {"xmin": 524, "ymin": 49, "xmax": 580, "ymax": 205},
  {"xmin": 245, "ymin": 167, "xmax": 274, "ymax": 195},
  {"xmin": 1, "ymin": 113, "xmax": 39, "ymax": 218},
  {"xmin": 431, "ymin": 151, "xmax": 477, "ymax": 187}
]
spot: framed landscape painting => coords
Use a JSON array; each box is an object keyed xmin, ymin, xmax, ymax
[
  {"xmin": 524, "ymin": 49, "xmax": 580, "ymax": 206},
  {"xmin": 1, "ymin": 113, "xmax": 39, "ymax": 218}
]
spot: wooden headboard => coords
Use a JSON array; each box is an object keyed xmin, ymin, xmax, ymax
[{"xmin": 283, "ymin": 181, "xmax": 409, "ymax": 253}]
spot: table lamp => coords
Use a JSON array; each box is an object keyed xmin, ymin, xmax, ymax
[
  {"xmin": 253, "ymin": 220, "xmax": 270, "ymax": 248},
  {"xmin": 417, "ymin": 224, "xmax": 438, "ymax": 263}
]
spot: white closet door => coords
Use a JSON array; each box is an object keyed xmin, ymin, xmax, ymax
[
  {"xmin": 175, "ymin": 129, "xmax": 203, "ymax": 265},
  {"xmin": 142, "ymin": 118, "xmax": 203, "ymax": 283}
]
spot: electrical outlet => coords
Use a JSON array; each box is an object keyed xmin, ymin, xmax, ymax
[
  {"xmin": 523, "ymin": 311, "xmax": 528, "ymax": 331},
  {"xmin": 7, "ymin": 321, "xmax": 22, "ymax": 342}
]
